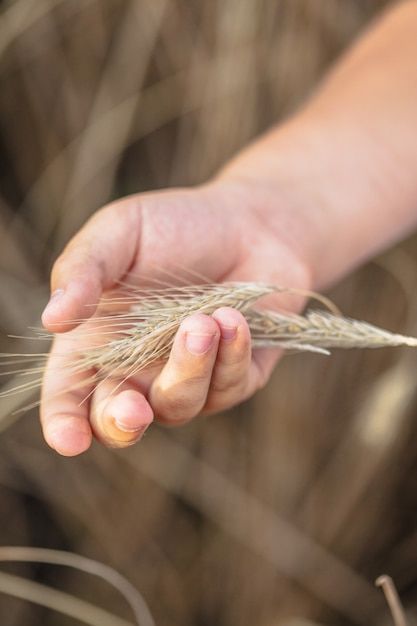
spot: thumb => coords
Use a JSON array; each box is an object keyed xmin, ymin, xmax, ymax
[{"xmin": 42, "ymin": 197, "xmax": 141, "ymax": 332}]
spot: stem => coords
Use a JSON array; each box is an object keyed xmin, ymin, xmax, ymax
[{"xmin": 376, "ymin": 575, "xmax": 408, "ymax": 626}]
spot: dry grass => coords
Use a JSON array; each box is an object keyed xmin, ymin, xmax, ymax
[
  {"xmin": 0, "ymin": 546, "xmax": 153, "ymax": 626},
  {"xmin": 376, "ymin": 576, "xmax": 408, "ymax": 626}
]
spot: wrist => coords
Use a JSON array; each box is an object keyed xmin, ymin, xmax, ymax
[
  {"xmin": 215, "ymin": 116, "xmax": 333, "ymax": 291},
  {"xmin": 217, "ymin": 100, "xmax": 417, "ymax": 292}
]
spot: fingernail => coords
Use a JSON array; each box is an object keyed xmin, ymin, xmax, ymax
[
  {"xmin": 115, "ymin": 417, "xmax": 149, "ymax": 435},
  {"xmin": 185, "ymin": 332, "xmax": 215, "ymax": 355},
  {"xmin": 220, "ymin": 325, "xmax": 237, "ymax": 341}
]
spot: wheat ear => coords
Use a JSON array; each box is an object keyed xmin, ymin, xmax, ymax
[{"xmin": 1, "ymin": 282, "xmax": 416, "ymax": 403}]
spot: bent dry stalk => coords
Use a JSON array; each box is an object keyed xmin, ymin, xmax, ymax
[{"xmin": 1, "ymin": 281, "xmax": 417, "ymax": 405}]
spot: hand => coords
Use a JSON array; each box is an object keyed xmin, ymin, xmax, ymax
[{"xmin": 40, "ymin": 179, "xmax": 311, "ymax": 456}]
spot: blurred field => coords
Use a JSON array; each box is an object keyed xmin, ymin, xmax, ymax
[{"xmin": 1, "ymin": 0, "xmax": 417, "ymax": 624}]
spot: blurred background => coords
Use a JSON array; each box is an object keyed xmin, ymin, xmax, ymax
[{"xmin": 1, "ymin": 0, "xmax": 417, "ymax": 624}]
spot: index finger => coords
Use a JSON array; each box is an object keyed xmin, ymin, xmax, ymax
[{"xmin": 41, "ymin": 198, "xmax": 141, "ymax": 333}]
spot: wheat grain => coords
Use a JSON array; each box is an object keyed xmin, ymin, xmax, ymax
[{"xmin": 1, "ymin": 282, "xmax": 416, "ymax": 402}]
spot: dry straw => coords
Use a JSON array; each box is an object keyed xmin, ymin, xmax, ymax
[
  {"xmin": 376, "ymin": 575, "xmax": 408, "ymax": 626},
  {"xmin": 0, "ymin": 546, "xmax": 154, "ymax": 626},
  {"xmin": 1, "ymin": 281, "xmax": 417, "ymax": 406}
]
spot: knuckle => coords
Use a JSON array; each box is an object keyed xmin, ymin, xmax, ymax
[
  {"xmin": 156, "ymin": 397, "xmax": 195, "ymax": 422},
  {"xmin": 154, "ymin": 381, "xmax": 205, "ymax": 422},
  {"xmin": 218, "ymin": 350, "xmax": 247, "ymax": 368},
  {"xmin": 203, "ymin": 388, "xmax": 242, "ymax": 414},
  {"xmin": 52, "ymin": 246, "xmax": 102, "ymax": 292},
  {"xmin": 218, "ymin": 337, "xmax": 251, "ymax": 367},
  {"xmin": 169, "ymin": 362, "xmax": 209, "ymax": 388},
  {"xmin": 209, "ymin": 372, "xmax": 248, "ymax": 402},
  {"xmin": 52, "ymin": 245, "xmax": 88, "ymax": 277},
  {"xmin": 210, "ymin": 374, "xmax": 241, "ymax": 395},
  {"xmin": 160, "ymin": 393, "xmax": 188, "ymax": 419},
  {"xmin": 51, "ymin": 253, "xmax": 66, "ymax": 282}
]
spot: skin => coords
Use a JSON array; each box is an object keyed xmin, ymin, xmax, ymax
[
  {"xmin": 41, "ymin": 1, "xmax": 417, "ymax": 456},
  {"xmin": 41, "ymin": 185, "xmax": 311, "ymax": 455}
]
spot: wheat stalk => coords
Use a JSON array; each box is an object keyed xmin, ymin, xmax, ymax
[
  {"xmin": 0, "ymin": 546, "xmax": 154, "ymax": 626},
  {"xmin": 376, "ymin": 576, "xmax": 408, "ymax": 626},
  {"xmin": 1, "ymin": 281, "xmax": 416, "ymax": 402}
]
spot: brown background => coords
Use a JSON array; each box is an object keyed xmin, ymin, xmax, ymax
[{"xmin": 1, "ymin": 1, "xmax": 416, "ymax": 625}]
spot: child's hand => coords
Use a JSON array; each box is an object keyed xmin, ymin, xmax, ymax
[{"xmin": 40, "ymin": 180, "xmax": 311, "ymax": 455}]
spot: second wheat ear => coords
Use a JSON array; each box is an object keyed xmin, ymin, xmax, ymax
[{"xmin": 1, "ymin": 281, "xmax": 417, "ymax": 406}]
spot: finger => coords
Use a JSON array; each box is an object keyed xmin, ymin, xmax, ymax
[
  {"xmin": 250, "ymin": 347, "xmax": 282, "ymax": 394},
  {"xmin": 90, "ymin": 381, "xmax": 153, "ymax": 448},
  {"xmin": 149, "ymin": 313, "xmax": 220, "ymax": 424},
  {"xmin": 203, "ymin": 307, "xmax": 252, "ymax": 413},
  {"xmin": 40, "ymin": 335, "xmax": 94, "ymax": 457},
  {"xmin": 42, "ymin": 198, "xmax": 141, "ymax": 332}
]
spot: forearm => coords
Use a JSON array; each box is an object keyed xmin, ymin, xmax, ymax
[{"xmin": 220, "ymin": 0, "xmax": 417, "ymax": 290}]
